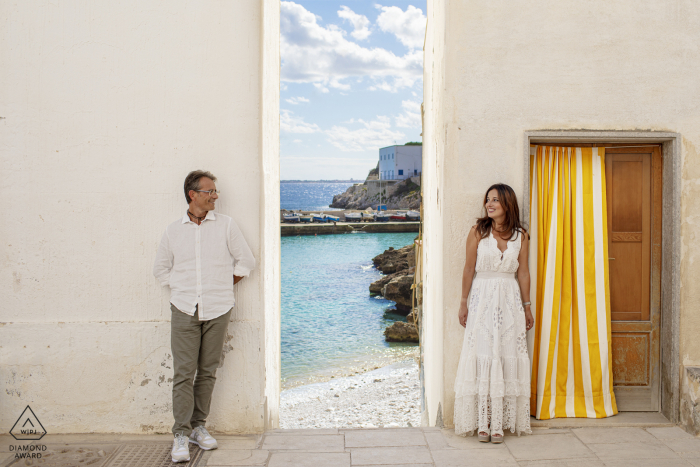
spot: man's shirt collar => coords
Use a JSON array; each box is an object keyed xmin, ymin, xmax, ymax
[{"xmin": 181, "ymin": 210, "xmax": 217, "ymax": 224}]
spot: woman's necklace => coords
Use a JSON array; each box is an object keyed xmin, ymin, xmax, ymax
[{"xmin": 492, "ymin": 224, "xmax": 510, "ymax": 240}]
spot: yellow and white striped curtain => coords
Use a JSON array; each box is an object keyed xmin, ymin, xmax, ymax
[{"xmin": 529, "ymin": 146, "xmax": 618, "ymax": 419}]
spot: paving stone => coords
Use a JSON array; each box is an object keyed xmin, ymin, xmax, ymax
[
  {"xmin": 262, "ymin": 434, "xmax": 345, "ymax": 452},
  {"xmin": 646, "ymin": 426, "xmax": 695, "ymax": 440},
  {"xmin": 659, "ymin": 438, "xmax": 700, "ymax": 453},
  {"xmin": 530, "ymin": 412, "xmax": 672, "ymax": 428},
  {"xmin": 270, "ymin": 428, "xmax": 338, "ymax": 435},
  {"xmin": 356, "ymin": 465, "xmax": 433, "ymax": 467},
  {"xmin": 431, "ymin": 448, "xmax": 518, "ymax": 466},
  {"xmin": 424, "ymin": 432, "xmax": 450, "ymax": 451},
  {"xmin": 268, "ymin": 451, "xmax": 350, "ymax": 467},
  {"xmin": 517, "ymin": 460, "xmax": 605, "ymax": 467},
  {"xmin": 572, "ymin": 427, "xmax": 661, "ymax": 444},
  {"xmin": 345, "ymin": 430, "xmax": 426, "ymax": 447},
  {"xmin": 529, "ymin": 428, "xmax": 571, "ymax": 435},
  {"xmin": 340, "ymin": 428, "xmax": 424, "ymax": 434},
  {"xmin": 439, "ymin": 430, "xmax": 511, "ymax": 450},
  {"xmin": 206, "ymin": 449, "xmax": 269, "ymax": 466},
  {"xmin": 504, "ymin": 433, "xmax": 595, "ymax": 461},
  {"xmin": 587, "ymin": 441, "xmax": 679, "ymax": 459},
  {"xmin": 216, "ymin": 438, "xmax": 259, "ymax": 450},
  {"xmin": 601, "ymin": 459, "xmax": 692, "ymax": 467},
  {"xmin": 349, "ymin": 446, "xmax": 433, "ymax": 465}
]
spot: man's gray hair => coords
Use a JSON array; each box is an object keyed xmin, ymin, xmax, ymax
[{"xmin": 184, "ymin": 170, "xmax": 217, "ymax": 204}]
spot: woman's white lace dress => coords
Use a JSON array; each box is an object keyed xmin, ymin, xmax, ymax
[{"xmin": 454, "ymin": 230, "xmax": 532, "ymax": 437}]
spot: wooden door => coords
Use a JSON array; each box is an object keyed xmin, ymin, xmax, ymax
[{"xmin": 605, "ymin": 146, "xmax": 662, "ymax": 411}]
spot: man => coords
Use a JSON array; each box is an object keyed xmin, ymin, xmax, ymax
[{"xmin": 153, "ymin": 170, "xmax": 255, "ymax": 463}]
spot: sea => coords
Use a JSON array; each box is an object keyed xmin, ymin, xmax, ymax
[
  {"xmin": 280, "ymin": 181, "xmax": 355, "ymax": 211},
  {"xmin": 280, "ymin": 182, "xmax": 418, "ymax": 389}
]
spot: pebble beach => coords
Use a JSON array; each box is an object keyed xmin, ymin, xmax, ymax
[{"xmin": 280, "ymin": 359, "xmax": 421, "ymax": 429}]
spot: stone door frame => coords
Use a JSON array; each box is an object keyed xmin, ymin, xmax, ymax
[{"xmin": 522, "ymin": 130, "xmax": 682, "ymax": 422}]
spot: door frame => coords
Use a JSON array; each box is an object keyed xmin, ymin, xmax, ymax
[{"xmin": 522, "ymin": 130, "xmax": 682, "ymax": 422}]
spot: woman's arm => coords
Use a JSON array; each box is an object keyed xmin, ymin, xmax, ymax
[
  {"xmin": 517, "ymin": 233, "xmax": 534, "ymax": 331},
  {"xmin": 458, "ymin": 227, "xmax": 479, "ymax": 328}
]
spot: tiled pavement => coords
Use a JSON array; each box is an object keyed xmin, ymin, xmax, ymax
[
  {"xmin": 203, "ymin": 426, "xmax": 700, "ymax": 467},
  {"xmin": 2, "ymin": 425, "xmax": 699, "ymax": 466}
]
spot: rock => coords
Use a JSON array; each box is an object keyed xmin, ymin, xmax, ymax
[
  {"xmin": 382, "ymin": 274, "xmax": 415, "ymax": 314},
  {"xmin": 372, "ymin": 245, "xmax": 414, "ymax": 274},
  {"xmin": 406, "ymin": 311, "xmax": 415, "ymax": 324},
  {"xmin": 369, "ymin": 267, "xmax": 413, "ymax": 295},
  {"xmin": 384, "ymin": 321, "xmax": 419, "ymax": 342},
  {"xmin": 330, "ymin": 176, "xmax": 421, "ymax": 210}
]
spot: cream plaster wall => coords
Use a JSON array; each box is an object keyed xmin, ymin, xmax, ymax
[
  {"xmin": 424, "ymin": 0, "xmax": 700, "ymax": 427},
  {"xmin": 0, "ymin": 1, "xmax": 280, "ymax": 433},
  {"xmin": 421, "ymin": 0, "xmax": 446, "ymax": 427}
]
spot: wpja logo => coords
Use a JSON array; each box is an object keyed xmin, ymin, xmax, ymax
[
  {"xmin": 10, "ymin": 406, "xmax": 46, "ymax": 441},
  {"xmin": 9, "ymin": 406, "xmax": 47, "ymax": 461}
]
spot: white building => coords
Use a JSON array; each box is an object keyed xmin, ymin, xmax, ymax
[{"xmin": 378, "ymin": 144, "xmax": 422, "ymax": 180}]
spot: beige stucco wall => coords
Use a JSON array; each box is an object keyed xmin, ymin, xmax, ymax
[
  {"xmin": 421, "ymin": 0, "xmax": 446, "ymax": 426},
  {"xmin": 423, "ymin": 0, "xmax": 700, "ymax": 427},
  {"xmin": 0, "ymin": 1, "xmax": 280, "ymax": 433}
]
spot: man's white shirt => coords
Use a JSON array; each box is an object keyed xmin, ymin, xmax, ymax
[{"xmin": 153, "ymin": 211, "xmax": 256, "ymax": 321}]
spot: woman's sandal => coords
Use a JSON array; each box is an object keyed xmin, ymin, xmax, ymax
[
  {"xmin": 491, "ymin": 433, "xmax": 504, "ymax": 444},
  {"xmin": 477, "ymin": 431, "xmax": 490, "ymax": 443}
]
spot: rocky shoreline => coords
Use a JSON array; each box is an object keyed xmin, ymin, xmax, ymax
[
  {"xmin": 329, "ymin": 166, "xmax": 421, "ymax": 210},
  {"xmin": 370, "ymin": 244, "xmax": 420, "ymax": 343}
]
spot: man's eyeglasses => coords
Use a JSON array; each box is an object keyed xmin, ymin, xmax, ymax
[{"xmin": 195, "ymin": 189, "xmax": 220, "ymax": 196}]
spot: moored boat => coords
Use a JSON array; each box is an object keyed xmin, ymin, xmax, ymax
[
  {"xmin": 406, "ymin": 210, "xmax": 420, "ymax": 221},
  {"xmin": 344, "ymin": 212, "xmax": 362, "ymax": 222},
  {"xmin": 361, "ymin": 212, "xmax": 375, "ymax": 221},
  {"xmin": 312, "ymin": 213, "xmax": 328, "ymax": 223},
  {"xmin": 325, "ymin": 214, "xmax": 340, "ymax": 222},
  {"xmin": 283, "ymin": 213, "xmax": 301, "ymax": 223},
  {"xmin": 375, "ymin": 212, "xmax": 390, "ymax": 222},
  {"xmin": 390, "ymin": 211, "xmax": 407, "ymax": 221},
  {"xmin": 300, "ymin": 214, "xmax": 313, "ymax": 223}
]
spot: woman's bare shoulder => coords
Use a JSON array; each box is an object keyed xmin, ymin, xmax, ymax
[{"xmin": 466, "ymin": 225, "xmax": 480, "ymax": 244}]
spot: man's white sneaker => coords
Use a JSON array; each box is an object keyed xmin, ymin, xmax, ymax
[
  {"xmin": 171, "ymin": 433, "xmax": 191, "ymax": 463},
  {"xmin": 189, "ymin": 426, "xmax": 218, "ymax": 450}
]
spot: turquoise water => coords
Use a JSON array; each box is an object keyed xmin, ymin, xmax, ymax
[{"xmin": 281, "ymin": 232, "xmax": 418, "ymax": 388}]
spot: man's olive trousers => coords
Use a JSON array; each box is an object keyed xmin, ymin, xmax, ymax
[{"xmin": 171, "ymin": 304, "xmax": 231, "ymax": 436}]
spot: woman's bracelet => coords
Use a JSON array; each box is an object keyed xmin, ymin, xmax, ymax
[{"xmin": 522, "ymin": 301, "xmax": 531, "ymax": 306}]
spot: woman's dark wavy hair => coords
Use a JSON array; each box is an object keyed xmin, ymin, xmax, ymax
[{"xmin": 475, "ymin": 183, "xmax": 529, "ymax": 240}]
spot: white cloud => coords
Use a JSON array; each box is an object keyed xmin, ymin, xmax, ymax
[
  {"xmin": 376, "ymin": 5, "xmax": 426, "ymax": 50},
  {"xmin": 281, "ymin": 109, "xmax": 320, "ymax": 134},
  {"xmin": 395, "ymin": 100, "xmax": 421, "ymax": 128},
  {"xmin": 285, "ymin": 96, "xmax": 310, "ymax": 105},
  {"xmin": 281, "ymin": 1, "xmax": 422, "ymax": 92},
  {"xmin": 326, "ymin": 116, "xmax": 405, "ymax": 152},
  {"xmin": 293, "ymin": 139, "xmax": 303, "ymax": 143},
  {"xmin": 337, "ymin": 6, "xmax": 371, "ymax": 40}
]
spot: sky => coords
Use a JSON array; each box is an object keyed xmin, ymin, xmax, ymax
[{"xmin": 280, "ymin": 0, "xmax": 426, "ymax": 180}]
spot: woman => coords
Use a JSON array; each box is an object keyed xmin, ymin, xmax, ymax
[{"xmin": 454, "ymin": 183, "xmax": 534, "ymax": 442}]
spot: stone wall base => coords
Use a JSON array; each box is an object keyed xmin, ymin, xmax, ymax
[{"xmin": 681, "ymin": 366, "xmax": 700, "ymax": 436}]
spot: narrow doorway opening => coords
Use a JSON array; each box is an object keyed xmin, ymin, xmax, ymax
[{"xmin": 276, "ymin": 0, "xmax": 427, "ymax": 429}]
